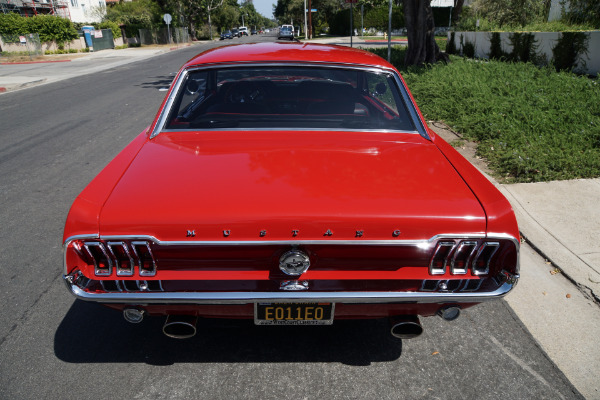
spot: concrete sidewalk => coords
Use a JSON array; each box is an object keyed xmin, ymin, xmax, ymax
[
  {"xmin": 0, "ymin": 43, "xmax": 197, "ymax": 93},
  {"xmin": 501, "ymin": 179, "xmax": 600, "ymax": 300}
]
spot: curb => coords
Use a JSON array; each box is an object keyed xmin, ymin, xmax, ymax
[
  {"xmin": 364, "ymin": 40, "xmax": 407, "ymax": 43},
  {"xmin": 169, "ymin": 43, "xmax": 193, "ymax": 51},
  {"xmin": 0, "ymin": 59, "xmax": 72, "ymax": 65},
  {"xmin": 498, "ymin": 184, "xmax": 600, "ymax": 304}
]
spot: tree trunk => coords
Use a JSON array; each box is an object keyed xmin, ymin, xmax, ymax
[
  {"xmin": 452, "ymin": 0, "xmax": 464, "ymax": 26},
  {"xmin": 403, "ymin": 0, "xmax": 448, "ymax": 66}
]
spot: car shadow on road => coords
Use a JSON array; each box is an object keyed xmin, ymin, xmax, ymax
[
  {"xmin": 54, "ymin": 300, "xmax": 402, "ymax": 366},
  {"xmin": 135, "ymin": 75, "xmax": 174, "ymax": 89}
]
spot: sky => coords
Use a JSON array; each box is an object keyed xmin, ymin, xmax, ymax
[{"xmin": 248, "ymin": 0, "xmax": 275, "ymax": 19}]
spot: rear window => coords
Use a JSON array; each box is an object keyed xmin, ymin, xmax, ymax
[{"xmin": 164, "ymin": 66, "xmax": 417, "ymax": 131}]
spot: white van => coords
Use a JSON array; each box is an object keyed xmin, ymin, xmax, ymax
[{"xmin": 281, "ymin": 24, "xmax": 294, "ymax": 35}]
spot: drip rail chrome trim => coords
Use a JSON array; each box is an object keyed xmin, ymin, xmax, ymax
[
  {"xmin": 63, "ymin": 271, "xmax": 518, "ymax": 304},
  {"xmin": 149, "ymin": 62, "xmax": 429, "ymax": 140}
]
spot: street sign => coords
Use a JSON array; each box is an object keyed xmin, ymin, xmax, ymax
[
  {"xmin": 305, "ymin": 9, "xmax": 317, "ymax": 12},
  {"xmin": 164, "ymin": 14, "xmax": 172, "ymax": 44}
]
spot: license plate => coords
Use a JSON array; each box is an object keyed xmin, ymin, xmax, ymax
[{"xmin": 254, "ymin": 303, "xmax": 335, "ymax": 325}]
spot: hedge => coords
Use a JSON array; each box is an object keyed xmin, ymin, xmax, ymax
[{"xmin": 0, "ymin": 14, "xmax": 77, "ymax": 43}]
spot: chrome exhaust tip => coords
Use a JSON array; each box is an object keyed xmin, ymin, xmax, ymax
[
  {"xmin": 438, "ymin": 306, "xmax": 461, "ymax": 321},
  {"xmin": 163, "ymin": 315, "xmax": 198, "ymax": 339},
  {"xmin": 390, "ymin": 316, "xmax": 423, "ymax": 339},
  {"xmin": 123, "ymin": 308, "xmax": 145, "ymax": 324}
]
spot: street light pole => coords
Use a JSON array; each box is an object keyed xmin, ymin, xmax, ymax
[{"xmin": 304, "ymin": 0, "xmax": 307, "ymax": 39}]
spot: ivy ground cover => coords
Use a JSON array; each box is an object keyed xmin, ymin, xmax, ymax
[{"xmin": 370, "ymin": 47, "xmax": 600, "ymax": 183}]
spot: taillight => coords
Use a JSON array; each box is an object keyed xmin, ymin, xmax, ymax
[
  {"xmin": 79, "ymin": 240, "xmax": 156, "ymax": 277},
  {"xmin": 429, "ymin": 240, "xmax": 510, "ymax": 276},
  {"xmin": 132, "ymin": 241, "xmax": 157, "ymax": 277},
  {"xmin": 107, "ymin": 241, "xmax": 134, "ymax": 276},
  {"xmin": 83, "ymin": 242, "xmax": 112, "ymax": 276},
  {"xmin": 451, "ymin": 241, "xmax": 478, "ymax": 274},
  {"xmin": 429, "ymin": 241, "xmax": 455, "ymax": 275},
  {"xmin": 472, "ymin": 242, "xmax": 500, "ymax": 275}
]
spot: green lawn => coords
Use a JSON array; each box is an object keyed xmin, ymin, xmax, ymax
[{"xmin": 367, "ymin": 46, "xmax": 600, "ymax": 183}]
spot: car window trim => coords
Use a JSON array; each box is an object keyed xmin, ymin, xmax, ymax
[{"xmin": 150, "ymin": 62, "xmax": 430, "ymax": 140}]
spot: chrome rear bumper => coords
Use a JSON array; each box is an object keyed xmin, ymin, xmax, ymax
[{"xmin": 63, "ymin": 271, "xmax": 518, "ymax": 305}]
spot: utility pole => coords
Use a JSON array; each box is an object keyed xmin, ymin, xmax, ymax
[
  {"xmin": 387, "ymin": 0, "xmax": 391, "ymax": 62},
  {"xmin": 304, "ymin": 0, "xmax": 307, "ymax": 39},
  {"xmin": 350, "ymin": 1, "xmax": 353, "ymax": 47},
  {"xmin": 308, "ymin": 0, "xmax": 312, "ymax": 39}
]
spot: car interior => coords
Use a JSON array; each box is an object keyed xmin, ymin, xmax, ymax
[{"xmin": 165, "ymin": 67, "xmax": 416, "ymax": 131}]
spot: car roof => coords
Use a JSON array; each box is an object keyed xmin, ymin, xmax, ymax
[{"xmin": 183, "ymin": 43, "xmax": 395, "ymax": 70}]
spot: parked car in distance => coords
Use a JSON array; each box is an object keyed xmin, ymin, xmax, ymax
[
  {"xmin": 278, "ymin": 26, "xmax": 294, "ymax": 40},
  {"xmin": 231, "ymin": 28, "xmax": 239, "ymax": 37},
  {"xmin": 281, "ymin": 24, "xmax": 293, "ymax": 33},
  {"xmin": 239, "ymin": 26, "xmax": 248, "ymax": 36},
  {"xmin": 62, "ymin": 43, "xmax": 520, "ymax": 340},
  {"xmin": 220, "ymin": 30, "xmax": 232, "ymax": 40},
  {"xmin": 251, "ymin": 27, "xmax": 257, "ymax": 35}
]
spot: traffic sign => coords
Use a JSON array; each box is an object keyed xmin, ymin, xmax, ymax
[{"xmin": 163, "ymin": 14, "xmax": 172, "ymax": 25}]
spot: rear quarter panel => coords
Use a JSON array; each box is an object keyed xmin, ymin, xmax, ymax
[{"xmin": 430, "ymin": 130, "xmax": 519, "ymax": 240}]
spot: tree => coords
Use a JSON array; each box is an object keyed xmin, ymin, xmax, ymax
[
  {"xmin": 563, "ymin": 0, "xmax": 600, "ymax": 28},
  {"xmin": 273, "ymin": 0, "xmax": 304, "ymax": 26},
  {"xmin": 403, "ymin": 0, "xmax": 447, "ymax": 66},
  {"xmin": 451, "ymin": 0, "xmax": 465, "ymax": 25},
  {"xmin": 213, "ymin": 4, "xmax": 240, "ymax": 31},
  {"xmin": 205, "ymin": 0, "xmax": 225, "ymax": 39}
]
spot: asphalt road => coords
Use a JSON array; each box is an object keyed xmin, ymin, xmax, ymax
[{"xmin": 0, "ymin": 33, "xmax": 584, "ymax": 399}]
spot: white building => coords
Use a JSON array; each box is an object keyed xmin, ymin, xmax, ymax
[{"xmin": 65, "ymin": 0, "xmax": 107, "ymax": 23}]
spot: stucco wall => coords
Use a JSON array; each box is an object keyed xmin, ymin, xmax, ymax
[{"xmin": 448, "ymin": 31, "xmax": 600, "ymax": 76}]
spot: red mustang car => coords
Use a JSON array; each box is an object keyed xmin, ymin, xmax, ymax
[{"xmin": 63, "ymin": 43, "xmax": 519, "ymax": 339}]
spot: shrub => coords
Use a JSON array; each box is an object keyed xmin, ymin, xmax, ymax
[
  {"xmin": 98, "ymin": 21, "xmax": 122, "ymax": 38},
  {"xmin": 463, "ymin": 41, "xmax": 475, "ymax": 58},
  {"xmin": 0, "ymin": 13, "xmax": 26, "ymax": 36},
  {"xmin": 507, "ymin": 32, "xmax": 538, "ymax": 63},
  {"xmin": 552, "ymin": 31, "xmax": 589, "ymax": 72},
  {"xmin": 446, "ymin": 32, "xmax": 457, "ymax": 55},
  {"xmin": 329, "ymin": 6, "xmax": 403, "ymax": 35},
  {"xmin": 488, "ymin": 32, "xmax": 505, "ymax": 59},
  {"xmin": 0, "ymin": 14, "xmax": 77, "ymax": 43}
]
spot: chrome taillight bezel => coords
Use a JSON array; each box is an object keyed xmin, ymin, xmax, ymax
[
  {"xmin": 83, "ymin": 241, "xmax": 113, "ymax": 276},
  {"xmin": 75, "ymin": 239, "xmax": 157, "ymax": 278},
  {"xmin": 429, "ymin": 239, "xmax": 508, "ymax": 277},
  {"xmin": 472, "ymin": 241, "xmax": 500, "ymax": 276}
]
